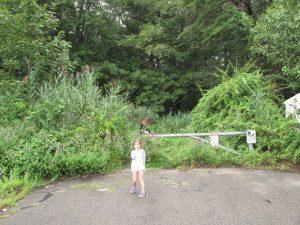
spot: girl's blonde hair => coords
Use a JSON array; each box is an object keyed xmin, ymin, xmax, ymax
[{"xmin": 132, "ymin": 139, "xmax": 143, "ymax": 148}]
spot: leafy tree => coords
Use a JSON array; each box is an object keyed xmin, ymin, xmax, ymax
[
  {"xmin": 250, "ymin": 0, "xmax": 300, "ymax": 98},
  {"xmin": 124, "ymin": 69, "xmax": 185, "ymax": 113},
  {"xmin": 179, "ymin": 0, "xmax": 253, "ymax": 70},
  {"xmin": 3, "ymin": 0, "xmax": 292, "ymax": 114},
  {"xmin": 43, "ymin": 0, "xmax": 126, "ymax": 66},
  {"xmin": 0, "ymin": 0, "xmax": 72, "ymax": 79},
  {"xmin": 110, "ymin": 0, "xmax": 254, "ymax": 112}
]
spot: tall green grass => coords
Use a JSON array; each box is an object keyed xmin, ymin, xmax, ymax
[{"xmin": 0, "ymin": 72, "xmax": 145, "ymax": 209}]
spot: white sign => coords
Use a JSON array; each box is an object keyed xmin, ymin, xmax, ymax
[
  {"xmin": 246, "ymin": 130, "xmax": 256, "ymax": 144},
  {"xmin": 210, "ymin": 133, "xmax": 219, "ymax": 146}
]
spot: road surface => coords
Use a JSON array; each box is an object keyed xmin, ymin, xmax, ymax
[{"xmin": 1, "ymin": 168, "xmax": 300, "ymax": 225}]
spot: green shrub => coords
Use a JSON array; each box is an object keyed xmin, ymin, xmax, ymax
[
  {"xmin": 242, "ymin": 150, "xmax": 276, "ymax": 167},
  {"xmin": 0, "ymin": 129, "xmax": 61, "ymax": 180},
  {"xmin": 21, "ymin": 130, "xmax": 60, "ymax": 179},
  {"xmin": 55, "ymin": 151, "xmax": 111, "ymax": 177},
  {"xmin": 0, "ymin": 121, "xmax": 37, "ymax": 175},
  {"xmin": 191, "ymin": 69, "xmax": 299, "ymax": 161},
  {"xmin": 0, "ymin": 77, "xmax": 30, "ymax": 125},
  {"xmin": 149, "ymin": 112, "xmax": 191, "ymax": 134}
]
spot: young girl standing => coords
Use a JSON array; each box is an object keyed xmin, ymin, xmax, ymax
[{"xmin": 130, "ymin": 139, "xmax": 146, "ymax": 198}]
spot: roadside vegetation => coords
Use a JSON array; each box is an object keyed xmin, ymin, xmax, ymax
[{"xmin": 1, "ymin": 0, "xmax": 299, "ymax": 210}]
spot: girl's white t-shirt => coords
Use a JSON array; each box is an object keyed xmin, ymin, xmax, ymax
[{"xmin": 131, "ymin": 149, "xmax": 146, "ymax": 171}]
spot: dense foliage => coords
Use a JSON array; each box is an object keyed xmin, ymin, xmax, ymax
[
  {"xmin": 0, "ymin": 0, "xmax": 299, "ymax": 209},
  {"xmin": 0, "ymin": 0, "xmax": 72, "ymax": 80},
  {"xmin": 2, "ymin": 0, "xmax": 285, "ymax": 113},
  {"xmin": 191, "ymin": 69, "xmax": 300, "ymax": 163},
  {"xmin": 0, "ymin": 74, "xmax": 136, "ymax": 179},
  {"xmin": 250, "ymin": 0, "xmax": 300, "ymax": 98}
]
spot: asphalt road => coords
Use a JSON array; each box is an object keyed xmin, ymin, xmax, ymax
[{"xmin": 1, "ymin": 168, "xmax": 300, "ymax": 225}]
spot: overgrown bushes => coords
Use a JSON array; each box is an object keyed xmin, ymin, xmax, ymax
[
  {"xmin": 0, "ymin": 77, "xmax": 30, "ymax": 125},
  {"xmin": 140, "ymin": 108, "xmax": 291, "ymax": 169},
  {"xmin": 0, "ymin": 73, "xmax": 135, "ymax": 181},
  {"xmin": 190, "ymin": 69, "xmax": 300, "ymax": 162}
]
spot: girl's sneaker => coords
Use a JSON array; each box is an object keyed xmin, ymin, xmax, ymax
[
  {"xmin": 139, "ymin": 192, "xmax": 146, "ymax": 198},
  {"xmin": 129, "ymin": 187, "xmax": 136, "ymax": 194}
]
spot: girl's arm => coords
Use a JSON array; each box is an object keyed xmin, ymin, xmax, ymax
[
  {"xmin": 131, "ymin": 151, "xmax": 136, "ymax": 160},
  {"xmin": 142, "ymin": 150, "xmax": 146, "ymax": 164}
]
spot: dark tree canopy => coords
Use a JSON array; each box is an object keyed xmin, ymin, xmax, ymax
[{"xmin": 1, "ymin": 0, "xmax": 298, "ymax": 113}]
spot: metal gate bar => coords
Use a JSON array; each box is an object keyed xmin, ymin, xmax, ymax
[
  {"xmin": 149, "ymin": 131, "xmax": 245, "ymax": 138},
  {"xmin": 148, "ymin": 130, "xmax": 256, "ymax": 151}
]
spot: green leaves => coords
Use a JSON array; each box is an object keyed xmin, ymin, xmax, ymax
[
  {"xmin": 0, "ymin": 73, "xmax": 135, "ymax": 180},
  {"xmin": 250, "ymin": 0, "xmax": 300, "ymax": 97},
  {"xmin": 0, "ymin": 0, "xmax": 72, "ymax": 79},
  {"xmin": 180, "ymin": 1, "xmax": 253, "ymax": 68},
  {"xmin": 191, "ymin": 68, "xmax": 299, "ymax": 159},
  {"xmin": 0, "ymin": 76, "xmax": 30, "ymax": 125}
]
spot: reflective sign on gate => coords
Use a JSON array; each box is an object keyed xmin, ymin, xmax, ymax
[
  {"xmin": 210, "ymin": 133, "xmax": 219, "ymax": 146},
  {"xmin": 246, "ymin": 130, "xmax": 256, "ymax": 144}
]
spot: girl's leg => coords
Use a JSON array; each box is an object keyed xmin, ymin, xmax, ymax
[
  {"xmin": 138, "ymin": 171, "xmax": 145, "ymax": 193},
  {"xmin": 130, "ymin": 171, "xmax": 137, "ymax": 194},
  {"xmin": 132, "ymin": 171, "xmax": 137, "ymax": 187}
]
